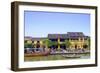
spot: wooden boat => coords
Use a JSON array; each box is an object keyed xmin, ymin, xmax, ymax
[
  {"xmin": 62, "ymin": 54, "xmax": 81, "ymax": 58},
  {"xmin": 24, "ymin": 50, "xmax": 50, "ymax": 57}
]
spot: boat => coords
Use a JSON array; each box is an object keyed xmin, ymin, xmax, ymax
[
  {"xmin": 62, "ymin": 54, "xmax": 81, "ymax": 58},
  {"xmin": 24, "ymin": 50, "xmax": 50, "ymax": 57}
]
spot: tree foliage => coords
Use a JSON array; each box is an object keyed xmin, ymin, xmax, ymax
[
  {"xmin": 24, "ymin": 43, "xmax": 33, "ymax": 48},
  {"xmin": 64, "ymin": 40, "xmax": 71, "ymax": 48}
]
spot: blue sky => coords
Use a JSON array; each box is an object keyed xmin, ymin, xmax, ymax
[{"xmin": 24, "ymin": 11, "xmax": 90, "ymax": 37}]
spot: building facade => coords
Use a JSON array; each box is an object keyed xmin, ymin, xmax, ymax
[{"xmin": 25, "ymin": 32, "xmax": 90, "ymax": 50}]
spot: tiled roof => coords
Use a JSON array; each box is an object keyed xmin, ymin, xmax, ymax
[
  {"xmin": 67, "ymin": 32, "xmax": 86, "ymax": 39},
  {"xmin": 24, "ymin": 36, "xmax": 33, "ymax": 40},
  {"xmin": 24, "ymin": 36, "xmax": 46, "ymax": 41},
  {"xmin": 25, "ymin": 32, "xmax": 89, "ymax": 40},
  {"xmin": 48, "ymin": 32, "xmax": 88, "ymax": 39},
  {"xmin": 48, "ymin": 34, "xmax": 68, "ymax": 39},
  {"xmin": 67, "ymin": 32, "xmax": 85, "ymax": 37},
  {"xmin": 31, "ymin": 38, "xmax": 47, "ymax": 41}
]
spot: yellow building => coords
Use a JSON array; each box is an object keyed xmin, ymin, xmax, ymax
[
  {"xmin": 25, "ymin": 37, "xmax": 46, "ymax": 48},
  {"xmin": 25, "ymin": 32, "xmax": 90, "ymax": 50}
]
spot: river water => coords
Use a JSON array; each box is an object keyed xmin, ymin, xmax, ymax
[{"xmin": 24, "ymin": 53, "xmax": 90, "ymax": 61}]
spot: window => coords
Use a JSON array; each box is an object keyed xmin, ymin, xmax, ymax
[
  {"xmin": 32, "ymin": 41, "xmax": 34, "ymax": 43},
  {"xmin": 24, "ymin": 40, "xmax": 27, "ymax": 43}
]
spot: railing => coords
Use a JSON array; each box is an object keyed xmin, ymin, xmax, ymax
[{"xmin": 50, "ymin": 49, "xmax": 90, "ymax": 55}]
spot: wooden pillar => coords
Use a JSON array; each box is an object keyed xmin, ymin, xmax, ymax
[
  {"xmin": 69, "ymin": 39, "xmax": 71, "ymax": 49},
  {"xmin": 40, "ymin": 41, "xmax": 42, "ymax": 48},
  {"xmin": 58, "ymin": 38, "xmax": 60, "ymax": 50},
  {"xmin": 78, "ymin": 37, "xmax": 81, "ymax": 49},
  {"xmin": 34, "ymin": 41, "xmax": 37, "ymax": 48}
]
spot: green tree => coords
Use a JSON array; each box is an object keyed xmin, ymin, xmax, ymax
[
  {"xmin": 61, "ymin": 42, "xmax": 65, "ymax": 46},
  {"xmin": 64, "ymin": 40, "xmax": 71, "ymax": 48},
  {"xmin": 43, "ymin": 39, "xmax": 52, "ymax": 48},
  {"xmin": 87, "ymin": 37, "xmax": 90, "ymax": 49},
  {"xmin": 24, "ymin": 43, "xmax": 33, "ymax": 48}
]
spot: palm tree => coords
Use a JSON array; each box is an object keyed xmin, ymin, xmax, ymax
[
  {"xmin": 87, "ymin": 37, "xmax": 90, "ymax": 49},
  {"xmin": 64, "ymin": 40, "xmax": 71, "ymax": 49},
  {"xmin": 43, "ymin": 39, "xmax": 52, "ymax": 49}
]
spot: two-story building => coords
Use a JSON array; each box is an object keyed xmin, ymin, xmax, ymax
[{"xmin": 25, "ymin": 32, "xmax": 90, "ymax": 50}]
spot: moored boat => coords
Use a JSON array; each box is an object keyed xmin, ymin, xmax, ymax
[
  {"xmin": 62, "ymin": 54, "xmax": 81, "ymax": 58},
  {"xmin": 25, "ymin": 50, "xmax": 50, "ymax": 57}
]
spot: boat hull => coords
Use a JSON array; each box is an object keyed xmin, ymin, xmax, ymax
[{"xmin": 25, "ymin": 51, "xmax": 50, "ymax": 57}]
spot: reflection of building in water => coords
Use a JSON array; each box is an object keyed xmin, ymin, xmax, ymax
[{"xmin": 25, "ymin": 32, "xmax": 90, "ymax": 50}]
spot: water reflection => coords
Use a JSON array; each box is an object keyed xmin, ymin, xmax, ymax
[{"xmin": 24, "ymin": 53, "xmax": 90, "ymax": 62}]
